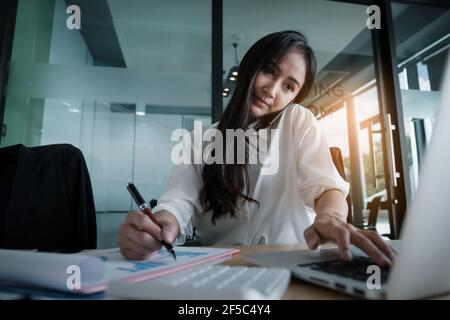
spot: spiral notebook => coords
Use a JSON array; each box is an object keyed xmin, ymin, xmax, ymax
[{"xmin": 0, "ymin": 247, "xmax": 239, "ymax": 295}]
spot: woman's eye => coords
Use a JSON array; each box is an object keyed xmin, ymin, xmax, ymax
[
  {"xmin": 262, "ymin": 66, "xmax": 274, "ymax": 74},
  {"xmin": 284, "ymin": 83, "xmax": 294, "ymax": 91}
]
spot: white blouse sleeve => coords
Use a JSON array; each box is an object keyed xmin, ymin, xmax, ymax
[
  {"xmin": 295, "ymin": 108, "xmax": 350, "ymax": 211},
  {"xmin": 152, "ymin": 131, "xmax": 204, "ymax": 245}
]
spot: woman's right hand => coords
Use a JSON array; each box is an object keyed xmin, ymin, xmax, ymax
[{"xmin": 118, "ymin": 210, "xmax": 180, "ymax": 260}]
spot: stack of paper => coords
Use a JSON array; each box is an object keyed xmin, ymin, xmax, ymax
[
  {"xmin": 0, "ymin": 249, "xmax": 105, "ymax": 294},
  {"xmin": 0, "ymin": 247, "xmax": 239, "ymax": 295}
]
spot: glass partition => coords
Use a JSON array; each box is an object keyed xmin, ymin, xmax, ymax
[{"xmin": 2, "ymin": 0, "xmax": 212, "ymax": 248}]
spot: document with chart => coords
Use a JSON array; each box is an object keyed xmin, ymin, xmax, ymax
[
  {"xmin": 0, "ymin": 247, "xmax": 239, "ymax": 295},
  {"xmin": 80, "ymin": 246, "xmax": 240, "ymax": 284}
]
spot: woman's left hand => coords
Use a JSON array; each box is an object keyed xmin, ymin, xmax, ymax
[{"xmin": 303, "ymin": 214, "xmax": 396, "ymax": 266}]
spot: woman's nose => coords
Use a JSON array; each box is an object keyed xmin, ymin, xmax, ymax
[{"xmin": 263, "ymin": 82, "xmax": 277, "ymax": 99}]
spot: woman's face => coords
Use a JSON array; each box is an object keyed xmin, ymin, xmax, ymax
[{"xmin": 250, "ymin": 49, "xmax": 307, "ymax": 118}]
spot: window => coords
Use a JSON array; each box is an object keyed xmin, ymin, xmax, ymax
[{"xmin": 392, "ymin": 2, "xmax": 450, "ymax": 198}]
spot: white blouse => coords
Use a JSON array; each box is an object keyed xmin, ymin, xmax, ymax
[{"xmin": 152, "ymin": 104, "xmax": 349, "ymax": 245}]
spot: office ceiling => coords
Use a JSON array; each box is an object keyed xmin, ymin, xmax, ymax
[
  {"xmin": 106, "ymin": 0, "xmax": 373, "ymax": 110},
  {"xmin": 75, "ymin": 0, "xmax": 449, "ymax": 111},
  {"xmin": 108, "ymin": 0, "xmax": 211, "ymax": 73},
  {"xmin": 106, "ymin": 0, "xmax": 369, "ymax": 73}
]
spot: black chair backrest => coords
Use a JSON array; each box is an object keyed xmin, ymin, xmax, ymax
[{"xmin": 0, "ymin": 144, "xmax": 97, "ymax": 252}]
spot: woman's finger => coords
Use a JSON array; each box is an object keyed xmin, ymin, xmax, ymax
[
  {"xmin": 119, "ymin": 221, "xmax": 161, "ymax": 255},
  {"xmin": 304, "ymin": 225, "xmax": 322, "ymax": 249},
  {"xmin": 362, "ymin": 230, "xmax": 396, "ymax": 261},
  {"xmin": 121, "ymin": 246, "xmax": 153, "ymax": 261},
  {"xmin": 331, "ymin": 226, "xmax": 352, "ymax": 261},
  {"xmin": 127, "ymin": 211, "xmax": 163, "ymax": 241},
  {"xmin": 125, "ymin": 234, "xmax": 160, "ymax": 258},
  {"xmin": 159, "ymin": 220, "xmax": 179, "ymax": 244},
  {"xmin": 350, "ymin": 230, "xmax": 392, "ymax": 266},
  {"xmin": 126, "ymin": 227, "xmax": 162, "ymax": 252}
]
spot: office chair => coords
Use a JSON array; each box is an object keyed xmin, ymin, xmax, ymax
[
  {"xmin": 329, "ymin": 147, "xmax": 353, "ymax": 224},
  {"xmin": 328, "ymin": 148, "xmax": 389, "ymax": 236},
  {"xmin": 0, "ymin": 144, "xmax": 97, "ymax": 252},
  {"xmin": 364, "ymin": 195, "xmax": 383, "ymax": 231},
  {"xmin": 363, "ymin": 195, "xmax": 394, "ymax": 239}
]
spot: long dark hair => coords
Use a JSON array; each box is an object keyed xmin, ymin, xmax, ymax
[{"xmin": 201, "ymin": 30, "xmax": 317, "ymax": 224}]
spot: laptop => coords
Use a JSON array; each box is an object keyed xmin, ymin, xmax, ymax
[{"xmin": 244, "ymin": 55, "xmax": 450, "ymax": 300}]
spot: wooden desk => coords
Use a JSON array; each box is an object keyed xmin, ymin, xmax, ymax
[{"xmin": 215, "ymin": 244, "xmax": 450, "ymax": 300}]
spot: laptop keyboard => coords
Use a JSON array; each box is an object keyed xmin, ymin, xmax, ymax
[{"xmin": 298, "ymin": 256, "xmax": 390, "ymax": 283}]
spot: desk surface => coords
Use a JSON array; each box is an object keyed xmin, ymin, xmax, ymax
[{"xmin": 215, "ymin": 244, "xmax": 450, "ymax": 300}]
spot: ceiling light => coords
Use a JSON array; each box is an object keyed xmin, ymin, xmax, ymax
[
  {"xmin": 135, "ymin": 103, "xmax": 145, "ymax": 116},
  {"xmin": 223, "ymin": 41, "xmax": 241, "ymax": 99}
]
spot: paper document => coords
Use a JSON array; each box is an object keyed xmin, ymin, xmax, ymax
[
  {"xmin": 79, "ymin": 247, "xmax": 239, "ymax": 284},
  {"xmin": 0, "ymin": 247, "xmax": 239, "ymax": 294},
  {"xmin": 0, "ymin": 249, "xmax": 105, "ymax": 294}
]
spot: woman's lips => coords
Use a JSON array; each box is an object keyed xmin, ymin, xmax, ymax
[{"xmin": 253, "ymin": 95, "xmax": 270, "ymax": 108}]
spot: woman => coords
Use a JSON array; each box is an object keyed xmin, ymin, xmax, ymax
[{"xmin": 119, "ymin": 31, "xmax": 395, "ymax": 266}]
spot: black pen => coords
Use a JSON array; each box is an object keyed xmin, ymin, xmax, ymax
[{"xmin": 127, "ymin": 183, "xmax": 177, "ymax": 260}]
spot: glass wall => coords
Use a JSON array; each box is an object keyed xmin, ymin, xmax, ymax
[
  {"xmin": 391, "ymin": 2, "xmax": 450, "ymax": 198},
  {"xmin": 2, "ymin": 0, "xmax": 211, "ymax": 248}
]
